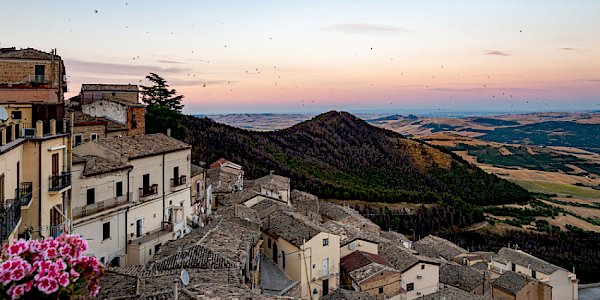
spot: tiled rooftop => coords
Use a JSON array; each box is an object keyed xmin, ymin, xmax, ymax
[
  {"xmin": 418, "ymin": 286, "xmax": 487, "ymax": 300},
  {"xmin": 81, "ymin": 84, "xmax": 139, "ymax": 92},
  {"xmin": 254, "ymin": 173, "xmax": 290, "ymax": 191},
  {"xmin": 379, "ymin": 241, "xmax": 439, "ymax": 273},
  {"xmin": 95, "ymin": 133, "xmax": 191, "ymax": 159},
  {"xmin": 290, "ymin": 189, "xmax": 320, "ymax": 220},
  {"xmin": 190, "ymin": 163, "xmax": 204, "ymax": 177},
  {"xmin": 341, "ymin": 250, "xmax": 391, "ymax": 273},
  {"xmin": 321, "ymin": 288, "xmax": 375, "ymax": 300},
  {"xmin": 207, "ymin": 168, "xmax": 243, "ymax": 194},
  {"xmin": 492, "ymin": 271, "xmax": 530, "ymax": 294},
  {"xmin": 348, "ymin": 263, "xmax": 398, "ymax": 284},
  {"xmin": 414, "ymin": 235, "xmax": 467, "ymax": 260},
  {"xmin": 263, "ymin": 209, "xmax": 327, "ymax": 248},
  {"xmin": 495, "ymin": 247, "xmax": 564, "ymax": 275},
  {"xmin": 73, "ymin": 154, "xmax": 131, "ymax": 177},
  {"xmin": 218, "ymin": 188, "xmax": 260, "ymax": 206},
  {"xmin": 440, "ymin": 263, "xmax": 486, "ymax": 293},
  {"xmin": 0, "ymin": 48, "xmax": 58, "ymax": 60}
]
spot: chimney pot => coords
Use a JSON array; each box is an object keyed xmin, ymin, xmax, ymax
[
  {"xmin": 49, "ymin": 119, "xmax": 56, "ymax": 135},
  {"xmin": 166, "ymin": 128, "xmax": 171, "ymax": 137},
  {"xmin": 35, "ymin": 121, "xmax": 43, "ymax": 138}
]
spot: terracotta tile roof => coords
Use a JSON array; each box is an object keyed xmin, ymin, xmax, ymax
[
  {"xmin": 218, "ymin": 188, "xmax": 260, "ymax": 206},
  {"xmin": 495, "ymin": 247, "xmax": 564, "ymax": 275},
  {"xmin": 321, "ymin": 288, "xmax": 375, "ymax": 300},
  {"xmin": 73, "ymin": 154, "xmax": 132, "ymax": 177},
  {"xmin": 0, "ymin": 48, "xmax": 58, "ymax": 60},
  {"xmin": 349, "ymin": 263, "xmax": 399, "ymax": 284},
  {"xmin": 379, "ymin": 241, "xmax": 439, "ymax": 273},
  {"xmin": 149, "ymin": 244, "xmax": 234, "ymax": 271},
  {"xmin": 414, "ymin": 235, "xmax": 467, "ymax": 260},
  {"xmin": 440, "ymin": 263, "xmax": 485, "ymax": 293},
  {"xmin": 341, "ymin": 250, "xmax": 391, "ymax": 273},
  {"xmin": 95, "ymin": 133, "xmax": 191, "ymax": 159},
  {"xmin": 262, "ymin": 209, "xmax": 328, "ymax": 248},
  {"xmin": 81, "ymin": 84, "xmax": 139, "ymax": 92},
  {"xmin": 150, "ymin": 218, "xmax": 221, "ymax": 262},
  {"xmin": 209, "ymin": 158, "xmax": 228, "ymax": 169}
]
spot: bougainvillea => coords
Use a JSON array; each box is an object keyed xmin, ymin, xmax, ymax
[{"xmin": 0, "ymin": 235, "xmax": 105, "ymax": 299}]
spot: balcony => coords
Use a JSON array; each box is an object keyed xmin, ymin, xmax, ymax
[
  {"xmin": 72, "ymin": 193, "xmax": 131, "ymax": 220},
  {"xmin": 49, "ymin": 221, "xmax": 69, "ymax": 238},
  {"xmin": 0, "ymin": 199, "xmax": 21, "ymax": 242},
  {"xmin": 139, "ymin": 184, "xmax": 158, "ymax": 200},
  {"xmin": 17, "ymin": 182, "xmax": 33, "ymax": 207},
  {"xmin": 170, "ymin": 175, "xmax": 187, "ymax": 192},
  {"xmin": 49, "ymin": 173, "xmax": 71, "ymax": 192},
  {"xmin": 128, "ymin": 223, "xmax": 173, "ymax": 246}
]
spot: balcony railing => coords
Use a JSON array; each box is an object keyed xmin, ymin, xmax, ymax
[
  {"xmin": 49, "ymin": 221, "xmax": 69, "ymax": 239},
  {"xmin": 170, "ymin": 175, "xmax": 187, "ymax": 187},
  {"xmin": 0, "ymin": 199, "xmax": 21, "ymax": 242},
  {"xmin": 72, "ymin": 193, "xmax": 131, "ymax": 220},
  {"xmin": 129, "ymin": 223, "xmax": 173, "ymax": 246},
  {"xmin": 28, "ymin": 74, "xmax": 47, "ymax": 84},
  {"xmin": 139, "ymin": 184, "xmax": 158, "ymax": 199},
  {"xmin": 49, "ymin": 173, "xmax": 71, "ymax": 192},
  {"xmin": 18, "ymin": 182, "xmax": 33, "ymax": 207}
]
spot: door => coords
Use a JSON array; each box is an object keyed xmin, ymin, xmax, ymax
[
  {"xmin": 34, "ymin": 65, "xmax": 45, "ymax": 82},
  {"xmin": 322, "ymin": 279, "xmax": 329, "ymax": 296},
  {"xmin": 136, "ymin": 219, "xmax": 143, "ymax": 238},
  {"xmin": 143, "ymin": 174, "xmax": 150, "ymax": 192},
  {"xmin": 16, "ymin": 162, "xmax": 19, "ymax": 199},
  {"xmin": 52, "ymin": 153, "xmax": 59, "ymax": 188},
  {"xmin": 322, "ymin": 258, "xmax": 329, "ymax": 277},
  {"xmin": 173, "ymin": 166, "xmax": 179, "ymax": 185},
  {"xmin": 272, "ymin": 242, "xmax": 278, "ymax": 264}
]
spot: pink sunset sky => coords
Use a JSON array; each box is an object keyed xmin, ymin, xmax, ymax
[{"xmin": 1, "ymin": 1, "xmax": 599, "ymax": 114}]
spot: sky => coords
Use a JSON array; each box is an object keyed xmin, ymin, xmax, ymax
[{"xmin": 1, "ymin": 1, "xmax": 599, "ymax": 114}]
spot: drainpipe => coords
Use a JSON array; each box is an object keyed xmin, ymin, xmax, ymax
[
  {"xmin": 125, "ymin": 167, "xmax": 132, "ymax": 255},
  {"xmin": 38, "ymin": 140, "xmax": 42, "ymax": 238},
  {"xmin": 162, "ymin": 153, "xmax": 165, "ymax": 230}
]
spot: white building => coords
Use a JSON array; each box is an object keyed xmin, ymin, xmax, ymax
[{"xmin": 72, "ymin": 133, "xmax": 194, "ymax": 265}]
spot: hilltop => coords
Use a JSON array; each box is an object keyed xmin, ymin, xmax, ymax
[{"xmin": 182, "ymin": 111, "xmax": 530, "ymax": 206}]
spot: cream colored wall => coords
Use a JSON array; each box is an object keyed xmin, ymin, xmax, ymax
[
  {"xmin": 0, "ymin": 142, "xmax": 23, "ymax": 201},
  {"xmin": 549, "ymin": 270, "xmax": 577, "ymax": 300},
  {"xmin": 127, "ymin": 197, "xmax": 164, "ymax": 238},
  {"xmin": 243, "ymin": 195, "xmax": 269, "ymax": 207},
  {"xmin": 74, "ymin": 209, "xmax": 127, "ymax": 266},
  {"xmin": 71, "ymin": 164, "xmax": 129, "ymax": 212},
  {"xmin": 360, "ymin": 271, "xmax": 402, "ymax": 299},
  {"xmin": 126, "ymin": 230, "xmax": 173, "ymax": 265},
  {"xmin": 513, "ymin": 264, "xmax": 550, "ymax": 281},
  {"xmin": 302, "ymin": 232, "xmax": 341, "ymax": 298},
  {"xmin": 341, "ymin": 239, "xmax": 378, "ymax": 257},
  {"xmin": 402, "ymin": 262, "xmax": 439, "ymax": 300},
  {"xmin": 162, "ymin": 151, "xmax": 192, "ymax": 221}
]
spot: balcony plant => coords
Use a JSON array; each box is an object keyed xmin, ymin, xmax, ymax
[{"xmin": 0, "ymin": 234, "xmax": 105, "ymax": 299}]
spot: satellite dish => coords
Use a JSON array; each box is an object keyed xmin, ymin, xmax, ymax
[
  {"xmin": 348, "ymin": 242, "xmax": 356, "ymax": 250},
  {"xmin": 180, "ymin": 269, "xmax": 189, "ymax": 286},
  {"xmin": 0, "ymin": 107, "xmax": 8, "ymax": 122}
]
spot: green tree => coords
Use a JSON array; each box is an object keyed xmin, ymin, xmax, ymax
[{"xmin": 140, "ymin": 72, "xmax": 184, "ymax": 112}]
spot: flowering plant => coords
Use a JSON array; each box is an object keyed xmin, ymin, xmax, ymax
[{"xmin": 0, "ymin": 235, "xmax": 105, "ymax": 299}]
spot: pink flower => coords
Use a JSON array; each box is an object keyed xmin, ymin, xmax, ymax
[
  {"xmin": 36, "ymin": 275, "xmax": 59, "ymax": 294},
  {"xmin": 1, "ymin": 270, "xmax": 12, "ymax": 286},
  {"xmin": 58, "ymin": 272, "xmax": 69, "ymax": 287},
  {"xmin": 10, "ymin": 266, "xmax": 25, "ymax": 281},
  {"xmin": 7, "ymin": 283, "xmax": 25, "ymax": 300},
  {"xmin": 23, "ymin": 280, "xmax": 33, "ymax": 292},
  {"xmin": 69, "ymin": 268, "xmax": 80, "ymax": 279},
  {"xmin": 8, "ymin": 241, "xmax": 28, "ymax": 256}
]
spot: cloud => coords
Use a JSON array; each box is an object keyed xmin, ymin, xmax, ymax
[
  {"xmin": 170, "ymin": 79, "xmax": 231, "ymax": 86},
  {"xmin": 65, "ymin": 59, "xmax": 190, "ymax": 76},
  {"xmin": 484, "ymin": 50, "xmax": 511, "ymax": 56},
  {"xmin": 429, "ymin": 87, "xmax": 540, "ymax": 93},
  {"xmin": 327, "ymin": 23, "xmax": 405, "ymax": 34},
  {"xmin": 156, "ymin": 60, "xmax": 183, "ymax": 64}
]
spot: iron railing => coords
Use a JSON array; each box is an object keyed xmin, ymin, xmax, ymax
[
  {"xmin": 139, "ymin": 184, "xmax": 158, "ymax": 198},
  {"xmin": 49, "ymin": 173, "xmax": 71, "ymax": 192},
  {"xmin": 0, "ymin": 199, "xmax": 21, "ymax": 242},
  {"xmin": 72, "ymin": 193, "xmax": 131, "ymax": 219},
  {"xmin": 18, "ymin": 182, "xmax": 33, "ymax": 206},
  {"xmin": 170, "ymin": 175, "xmax": 187, "ymax": 187}
]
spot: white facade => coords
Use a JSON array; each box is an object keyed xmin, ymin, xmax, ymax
[
  {"xmin": 402, "ymin": 262, "xmax": 440, "ymax": 300},
  {"xmin": 82, "ymin": 99, "xmax": 128, "ymax": 124}
]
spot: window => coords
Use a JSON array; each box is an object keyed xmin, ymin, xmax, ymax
[
  {"xmin": 268, "ymin": 238, "xmax": 271, "ymax": 249},
  {"xmin": 102, "ymin": 222, "xmax": 110, "ymax": 240},
  {"xmin": 323, "ymin": 238, "xmax": 329, "ymax": 246},
  {"xmin": 155, "ymin": 244, "xmax": 161, "ymax": 253},
  {"xmin": 379, "ymin": 287, "xmax": 384, "ymax": 294},
  {"xmin": 421, "ymin": 264, "xmax": 425, "ymax": 270},
  {"xmin": 11, "ymin": 111, "xmax": 22, "ymax": 120},
  {"xmin": 74, "ymin": 134, "xmax": 83, "ymax": 146},
  {"xmin": 0, "ymin": 174, "xmax": 4, "ymax": 203},
  {"xmin": 110, "ymin": 257, "xmax": 120, "ymax": 267},
  {"xmin": 100, "ymin": 257, "xmax": 105, "ymax": 264},
  {"xmin": 512, "ymin": 263, "xmax": 516, "ymax": 272},
  {"xmin": 136, "ymin": 219, "xmax": 143, "ymax": 238},
  {"xmin": 131, "ymin": 111, "xmax": 137, "ymax": 129},
  {"xmin": 322, "ymin": 279, "xmax": 329, "ymax": 296},
  {"xmin": 149, "ymin": 249, "xmax": 152, "ymax": 255},
  {"xmin": 281, "ymin": 250, "xmax": 286, "ymax": 269},
  {"xmin": 34, "ymin": 65, "xmax": 45, "ymax": 82},
  {"xmin": 406, "ymin": 283, "xmax": 414, "ymax": 291},
  {"xmin": 90, "ymin": 133, "xmax": 98, "ymax": 141},
  {"xmin": 86, "ymin": 188, "xmax": 95, "ymax": 205},
  {"xmin": 116, "ymin": 181, "xmax": 123, "ymax": 197},
  {"xmin": 532, "ymin": 270, "xmax": 536, "ymax": 279}
]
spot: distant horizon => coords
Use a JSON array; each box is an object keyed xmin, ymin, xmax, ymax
[{"xmin": 2, "ymin": 1, "xmax": 599, "ymax": 113}]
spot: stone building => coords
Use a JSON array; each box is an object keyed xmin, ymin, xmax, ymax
[
  {"xmin": 492, "ymin": 271, "xmax": 552, "ymax": 300},
  {"xmin": 340, "ymin": 250, "xmax": 402, "ymax": 299}
]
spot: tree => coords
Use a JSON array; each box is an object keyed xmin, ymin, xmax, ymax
[
  {"xmin": 140, "ymin": 73, "xmax": 184, "ymax": 112},
  {"xmin": 145, "ymin": 104, "xmax": 186, "ymax": 139}
]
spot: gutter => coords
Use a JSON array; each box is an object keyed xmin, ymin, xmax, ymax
[
  {"xmin": 125, "ymin": 167, "xmax": 132, "ymax": 255},
  {"xmin": 38, "ymin": 141, "xmax": 42, "ymax": 238},
  {"xmin": 162, "ymin": 153, "xmax": 165, "ymax": 230}
]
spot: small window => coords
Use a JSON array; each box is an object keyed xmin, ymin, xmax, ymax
[
  {"xmin": 406, "ymin": 283, "xmax": 414, "ymax": 291},
  {"xmin": 379, "ymin": 287, "xmax": 384, "ymax": 294},
  {"xmin": 149, "ymin": 249, "xmax": 152, "ymax": 255},
  {"xmin": 131, "ymin": 111, "xmax": 137, "ymax": 129},
  {"xmin": 532, "ymin": 270, "xmax": 536, "ymax": 279},
  {"xmin": 323, "ymin": 238, "xmax": 329, "ymax": 246},
  {"xmin": 421, "ymin": 264, "xmax": 425, "ymax": 270},
  {"xmin": 116, "ymin": 181, "xmax": 123, "ymax": 197},
  {"xmin": 155, "ymin": 244, "xmax": 161, "ymax": 253},
  {"xmin": 100, "ymin": 257, "xmax": 105, "ymax": 264},
  {"xmin": 268, "ymin": 238, "xmax": 272, "ymax": 249},
  {"xmin": 74, "ymin": 134, "xmax": 83, "ymax": 146},
  {"xmin": 11, "ymin": 111, "xmax": 22, "ymax": 120},
  {"xmin": 90, "ymin": 133, "xmax": 98, "ymax": 141},
  {"xmin": 512, "ymin": 263, "xmax": 516, "ymax": 272},
  {"xmin": 87, "ymin": 188, "xmax": 95, "ymax": 205},
  {"xmin": 102, "ymin": 222, "xmax": 110, "ymax": 240}
]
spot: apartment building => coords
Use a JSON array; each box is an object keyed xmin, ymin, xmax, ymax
[
  {"xmin": 490, "ymin": 247, "xmax": 577, "ymax": 300},
  {"xmin": 73, "ymin": 133, "xmax": 193, "ymax": 265},
  {"xmin": 340, "ymin": 250, "xmax": 402, "ymax": 299},
  {"xmin": 262, "ymin": 209, "xmax": 341, "ymax": 298}
]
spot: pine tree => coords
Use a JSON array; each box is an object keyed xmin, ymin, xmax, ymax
[{"xmin": 140, "ymin": 73, "xmax": 184, "ymax": 112}]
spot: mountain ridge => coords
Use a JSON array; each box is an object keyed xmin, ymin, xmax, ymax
[{"xmin": 182, "ymin": 111, "xmax": 531, "ymax": 205}]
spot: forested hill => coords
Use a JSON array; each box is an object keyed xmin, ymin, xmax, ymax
[{"xmin": 182, "ymin": 111, "xmax": 531, "ymax": 205}]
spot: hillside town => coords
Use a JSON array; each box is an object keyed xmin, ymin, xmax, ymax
[{"xmin": 0, "ymin": 47, "xmax": 580, "ymax": 299}]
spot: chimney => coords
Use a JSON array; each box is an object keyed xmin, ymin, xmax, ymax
[
  {"xmin": 49, "ymin": 119, "xmax": 56, "ymax": 135},
  {"xmin": 166, "ymin": 128, "xmax": 171, "ymax": 137},
  {"xmin": 35, "ymin": 121, "xmax": 43, "ymax": 138}
]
